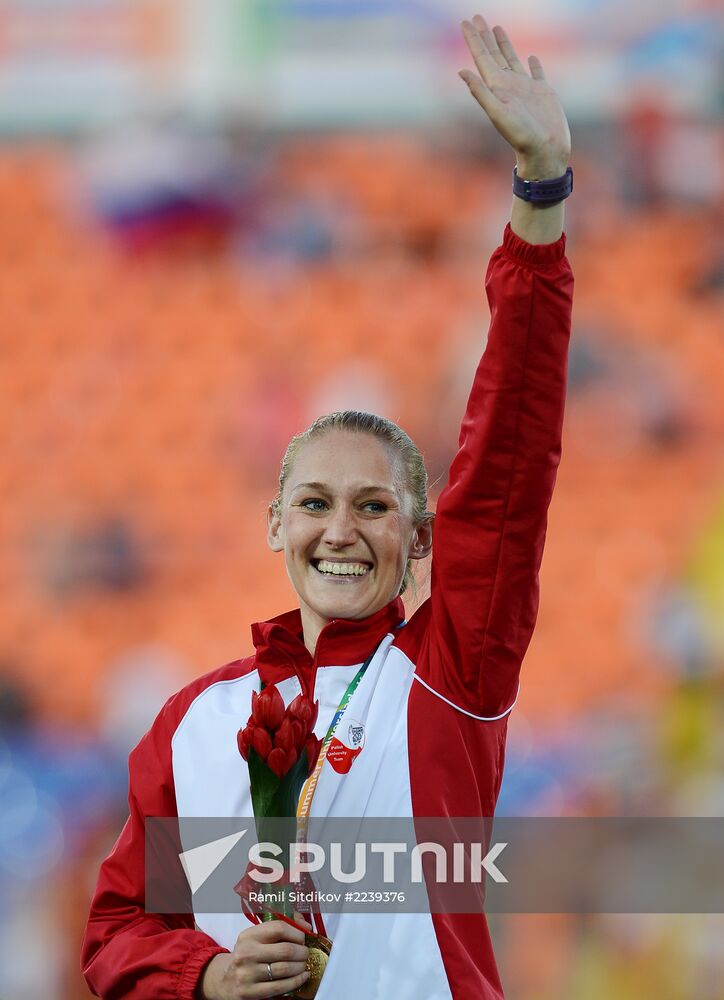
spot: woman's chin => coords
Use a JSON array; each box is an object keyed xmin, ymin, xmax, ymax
[
  {"xmin": 303, "ymin": 586, "xmax": 381, "ymax": 624},
  {"xmin": 311, "ymin": 594, "xmax": 370, "ymax": 620},
  {"xmin": 296, "ymin": 565, "xmax": 399, "ymax": 624}
]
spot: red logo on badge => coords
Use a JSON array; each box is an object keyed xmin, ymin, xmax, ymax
[{"xmin": 327, "ymin": 720, "xmax": 365, "ymax": 774}]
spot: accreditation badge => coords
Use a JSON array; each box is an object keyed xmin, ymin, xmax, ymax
[{"xmin": 326, "ymin": 718, "xmax": 365, "ymax": 774}]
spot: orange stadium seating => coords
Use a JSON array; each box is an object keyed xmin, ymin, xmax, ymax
[{"xmin": 0, "ymin": 141, "xmax": 721, "ymax": 727}]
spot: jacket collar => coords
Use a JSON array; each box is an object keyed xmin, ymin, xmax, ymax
[{"xmin": 250, "ymin": 597, "xmax": 406, "ymax": 691}]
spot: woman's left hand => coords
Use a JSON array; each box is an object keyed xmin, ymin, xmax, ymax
[{"xmin": 459, "ymin": 14, "xmax": 571, "ymax": 179}]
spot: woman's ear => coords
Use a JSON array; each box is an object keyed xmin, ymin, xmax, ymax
[
  {"xmin": 409, "ymin": 515, "xmax": 433, "ymax": 561},
  {"xmin": 267, "ymin": 504, "xmax": 285, "ymax": 552}
]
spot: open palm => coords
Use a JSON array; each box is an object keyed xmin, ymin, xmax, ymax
[{"xmin": 459, "ymin": 15, "xmax": 570, "ymax": 174}]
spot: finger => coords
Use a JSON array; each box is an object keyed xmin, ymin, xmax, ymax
[
  {"xmin": 458, "ymin": 69, "xmax": 504, "ymax": 118},
  {"xmin": 252, "ymin": 920, "xmax": 306, "ymax": 944},
  {"xmin": 262, "ymin": 941, "xmax": 310, "ymax": 965},
  {"xmin": 461, "ymin": 20, "xmax": 500, "ymax": 87},
  {"xmin": 492, "ymin": 26, "xmax": 526, "ymax": 74},
  {"xmin": 471, "ymin": 13, "xmax": 508, "ymax": 70},
  {"xmin": 291, "ymin": 912, "xmax": 313, "ymax": 932},
  {"xmin": 528, "ymin": 54, "xmax": 546, "ymax": 80},
  {"xmin": 248, "ymin": 969, "xmax": 310, "ymax": 998},
  {"xmin": 266, "ymin": 959, "xmax": 308, "ymax": 980}
]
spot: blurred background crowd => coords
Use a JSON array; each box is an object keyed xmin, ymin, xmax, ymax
[{"xmin": 0, "ymin": 1, "xmax": 722, "ymax": 998}]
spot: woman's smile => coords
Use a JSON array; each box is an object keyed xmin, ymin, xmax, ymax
[{"xmin": 311, "ymin": 558, "xmax": 373, "ymax": 580}]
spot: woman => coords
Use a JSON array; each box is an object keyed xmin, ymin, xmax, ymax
[{"xmin": 81, "ymin": 14, "xmax": 574, "ymax": 1000}]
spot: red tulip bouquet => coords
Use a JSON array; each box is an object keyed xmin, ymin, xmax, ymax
[
  {"xmin": 235, "ymin": 685, "xmax": 332, "ymax": 997},
  {"xmin": 235, "ymin": 685, "xmax": 322, "ymax": 919}
]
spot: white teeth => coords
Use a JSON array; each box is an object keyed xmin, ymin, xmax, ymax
[{"xmin": 316, "ymin": 560, "xmax": 370, "ymax": 577}]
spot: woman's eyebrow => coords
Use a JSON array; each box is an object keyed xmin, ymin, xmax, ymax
[{"xmin": 290, "ymin": 481, "xmax": 399, "ymax": 496}]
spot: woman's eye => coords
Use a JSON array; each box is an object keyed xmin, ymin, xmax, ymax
[
  {"xmin": 301, "ymin": 498, "xmax": 328, "ymax": 512},
  {"xmin": 362, "ymin": 502, "xmax": 387, "ymax": 514}
]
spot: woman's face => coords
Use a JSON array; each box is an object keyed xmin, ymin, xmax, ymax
[{"xmin": 267, "ymin": 430, "xmax": 432, "ymax": 636}]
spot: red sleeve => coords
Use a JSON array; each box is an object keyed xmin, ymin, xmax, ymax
[
  {"xmin": 80, "ymin": 693, "xmax": 229, "ymax": 1000},
  {"xmin": 404, "ymin": 224, "xmax": 573, "ymax": 717}
]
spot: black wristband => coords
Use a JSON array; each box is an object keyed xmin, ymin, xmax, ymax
[{"xmin": 512, "ymin": 166, "xmax": 573, "ymax": 204}]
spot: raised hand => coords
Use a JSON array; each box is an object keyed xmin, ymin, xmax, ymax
[{"xmin": 459, "ymin": 14, "xmax": 570, "ymax": 180}]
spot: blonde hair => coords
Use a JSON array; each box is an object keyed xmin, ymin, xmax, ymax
[{"xmin": 271, "ymin": 411, "xmax": 433, "ymax": 595}]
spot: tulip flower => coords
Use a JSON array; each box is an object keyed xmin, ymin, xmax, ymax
[
  {"xmin": 251, "ymin": 686, "xmax": 285, "ymax": 730},
  {"xmin": 274, "ymin": 717, "xmax": 295, "ymax": 753},
  {"xmin": 267, "ymin": 745, "xmax": 298, "ymax": 778},
  {"xmin": 251, "ymin": 727, "xmax": 273, "ymax": 761},
  {"xmin": 237, "ymin": 726, "xmax": 252, "ymax": 760},
  {"xmin": 304, "ymin": 733, "xmax": 322, "ymax": 774},
  {"xmin": 289, "ymin": 717, "xmax": 307, "ymax": 747},
  {"xmin": 288, "ymin": 693, "xmax": 319, "ymax": 732}
]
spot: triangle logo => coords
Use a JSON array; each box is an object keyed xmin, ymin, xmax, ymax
[{"xmin": 178, "ymin": 829, "xmax": 248, "ymax": 894}]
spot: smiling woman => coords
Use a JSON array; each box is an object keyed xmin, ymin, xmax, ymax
[
  {"xmin": 267, "ymin": 415, "xmax": 434, "ymax": 654},
  {"xmin": 81, "ymin": 13, "xmax": 574, "ymax": 1000}
]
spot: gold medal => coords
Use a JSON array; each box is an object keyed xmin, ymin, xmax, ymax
[{"xmin": 292, "ymin": 933, "xmax": 332, "ymax": 999}]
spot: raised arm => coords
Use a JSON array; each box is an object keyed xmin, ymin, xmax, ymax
[
  {"xmin": 459, "ymin": 15, "xmax": 571, "ymax": 243},
  {"xmin": 410, "ymin": 16, "xmax": 574, "ymax": 717}
]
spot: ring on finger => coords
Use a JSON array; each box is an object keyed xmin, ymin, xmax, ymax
[{"xmin": 266, "ymin": 962, "xmax": 274, "ymax": 982}]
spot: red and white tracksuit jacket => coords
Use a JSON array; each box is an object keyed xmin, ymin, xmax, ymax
[{"xmin": 81, "ymin": 223, "xmax": 573, "ymax": 999}]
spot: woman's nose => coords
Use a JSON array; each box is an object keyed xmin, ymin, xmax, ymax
[{"xmin": 322, "ymin": 506, "xmax": 358, "ymax": 547}]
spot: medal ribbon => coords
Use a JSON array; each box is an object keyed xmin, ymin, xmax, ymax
[
  {"xmin": 294, "ymin": 645, "xmax": 378, "ymax": 937},
  {"xmin": 297, "ymin": 643, "xmax": 378, "ymax": 824}
]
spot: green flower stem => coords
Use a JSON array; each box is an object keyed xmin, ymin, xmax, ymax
[{"xmin": 246, "ymin": 746, "xmax": 314, "ymax": 924}]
